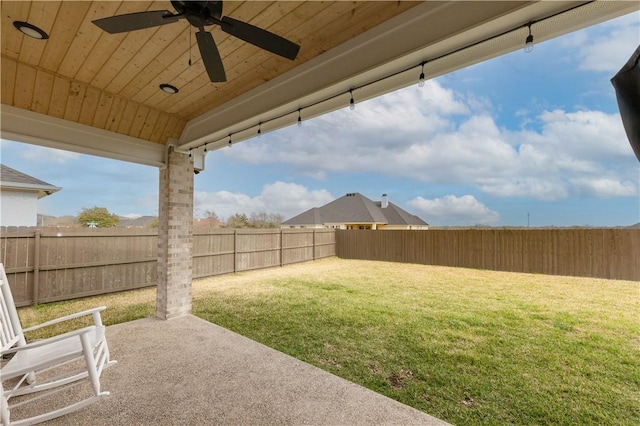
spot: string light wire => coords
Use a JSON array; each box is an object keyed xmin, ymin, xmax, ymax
[{"xmin": 186, "ymin": 4, "xmax": 588, "ymax": 155}]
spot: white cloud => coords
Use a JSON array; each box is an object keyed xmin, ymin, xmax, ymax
[
  {"xmin": 225, "ymin": 84, "xmax": 505, "ymax": 185},
  {"xmin": 260, "ymin": 182, "xmax": 334, "ymax": 216},
  {"xmin": 408, "ymin": 195, "xmax": 500, "ymax": 226},
  {"xmin": 571, "ymin": 11, "xmax": 640, "ymax": 73},
  {"xmin": 534, "ymin": 109, "xmax": 633, "ymax": 159},
  {"xmin": 195, "ymin": 191, "xmax": 264, "ymax": 220},
  {"xmin": 195, "ymin": 182, "xmax": 334, "ymax": 220},
  {"xmin": 224, "ymin": 81, "xmax": 469, "ymax": 171},
  {"xmin": 224, "ymin": 80, "xmax": 638, "ymax": 203},
  {"xmin": 570, "ymin": 177, "xmax": 638, "ymax": 198},
  {"xmin": 477, "ymin": 178, "xmax": 569, "ymax": 202}
]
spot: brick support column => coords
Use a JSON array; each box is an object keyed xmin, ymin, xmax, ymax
[{"xmin": 157, "ymin": 146, "xmax": 193, "ymax": 320}]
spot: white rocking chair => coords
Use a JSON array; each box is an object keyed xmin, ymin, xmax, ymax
[{"xmin": 0, "ymin": 263, "xmax": 117, "ymax": 425}]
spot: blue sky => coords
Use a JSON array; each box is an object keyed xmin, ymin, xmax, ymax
[{"xmin": 1, "ymin": 12, "xmax": 639, "ymax": 227}]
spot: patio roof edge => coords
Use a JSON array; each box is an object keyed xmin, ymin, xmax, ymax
[
  {"xmin": 176, "ymin": 1, "xmax": 638, "ymax": 153},
  {"xmin": 1, "ymin": 105, "xmax": 166, "ymax": 168}
]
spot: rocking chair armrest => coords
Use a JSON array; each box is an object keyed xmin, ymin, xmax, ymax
[
  {"xmin": 1, "ymin": 326, "xmax": 98, "ymax": 355},
  {"xmin": 22, "ymin": 306, "xmax": 107, "ymax": 333}
]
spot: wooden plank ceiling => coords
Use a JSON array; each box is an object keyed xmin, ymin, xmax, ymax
[{"xmin": 1, "ymin": 1, "xmax": 420, "ymax": 146}]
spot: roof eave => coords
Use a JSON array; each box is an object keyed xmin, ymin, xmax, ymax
[{"xmin": 1, "ymin": 181, "xmax": 62, "ymax": 197}]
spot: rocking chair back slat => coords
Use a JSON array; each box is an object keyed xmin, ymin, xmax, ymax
[{"xmin": 0, "ymin": 269, "xmax": 24, "ymax": 352}]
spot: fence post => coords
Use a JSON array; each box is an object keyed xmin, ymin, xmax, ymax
[
  {"xmin": 313, "ymin": 230, "xmax": 316, "ymax": 260},
  {"xmin": 33, "ymin": 229, "xmax": 40, "ymax": 305},
  {"xmin": 280, "ymin": 229, "xmax": 284, "ymax": 267},
  {"xmin": 233, "ymin": 230, "xmax": 237, "ymax": 273}
]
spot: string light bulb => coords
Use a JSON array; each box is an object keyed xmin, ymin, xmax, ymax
[
  {"xmin": 418, "ymin": 62, "xmax": 426, "ymax": 87},
  {"xmin": 349, "ymin": 90, "xmax": 355, "ymax": 110},
  {"xmin": 297, "ymin": 109, "xmax": 302, "ymax": 127},
  {"xmin": 228, "ymin": 135, "xmax": 232, "ymax": 148},
  {"xmin": 204, "ymin": 144, "xmax": 207, "ymax": 153},
  {"xmin": 188, "ymin": 149, "xmax": 192, "ymax": 158},
  {"xmin": 524, "ymin": 23, "xmax": 534, "ymax": 53},
  {"xmin": 257, "ymin": 122, "xmax": 262, "ymax": 138}
]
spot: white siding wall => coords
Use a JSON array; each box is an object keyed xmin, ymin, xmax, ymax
[{"xmin": 0, "ymin": 190, "xmax": 38, "ymax": 226}]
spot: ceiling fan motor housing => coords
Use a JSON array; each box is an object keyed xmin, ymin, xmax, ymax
[{"xmin": 171, "ymin": 1, "xmax": 222, "ymax": 27}]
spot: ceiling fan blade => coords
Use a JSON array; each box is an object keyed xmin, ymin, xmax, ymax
[
  {"xmin": 196, "ymin": 30, "xmax": 226, "ymax": 82},
  {"xmin": 220, "ymin": 16, "xmax": 300, "ymax": 60},
  {"xmin": 92, "ymin": 10, "xmax": 180, "ymax": 34}
]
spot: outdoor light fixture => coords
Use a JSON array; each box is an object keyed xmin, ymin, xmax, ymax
[
  {"xmin": 297, "ymin": 109, "xmax": 302, "ymax": 127},
  {"xmin": 524, "ymin": 23, "xmax": 534, "ymax": 53},
  {"xmin": 418, "ymin": 62, "xmax": 426, "ymax": 87},
  {"xmin": 13, "ymin": 21, "xmax": 49, "ymax": 39},
  {"xmin": 159, "ymin": 83, "xmax": 179, "ymax": 94},
  {"xmin": 349, "ymin": 90, "xmax": 355, "ymax": 110}
]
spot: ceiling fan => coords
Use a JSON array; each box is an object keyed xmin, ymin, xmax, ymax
[{"xmin": 92, "ymin": 1, "xmax": 300, "ymax": 83}]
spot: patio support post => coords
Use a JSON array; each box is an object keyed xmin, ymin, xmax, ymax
[{"xmin": 156, "ymin": 146, "xmax": 194, "ymax": 320}]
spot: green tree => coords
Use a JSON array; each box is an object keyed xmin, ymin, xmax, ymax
[
  {"xmin": 226, "ymin": 213, "xmax": 249, "ymax": 228},
  {"xmin": 249, "ymin": 211, "xmax": 284, "ymax": 228},
  {"xmin": 77, "ymin": 206, "xmax": 119, "ymax": 228}
]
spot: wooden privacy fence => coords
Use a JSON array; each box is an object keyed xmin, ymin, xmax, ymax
[
  {"xmin": 336, "ymin": 229, "xmax": 639, "ymax": 281},
  {"xmin": 2, "ymin": 227, "xmax": 635, "ymax": 306},
  {"xmin": 0, "ymin": 228, "xmax": 335, "ymax": 307}
]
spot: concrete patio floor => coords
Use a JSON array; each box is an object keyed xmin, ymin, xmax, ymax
[{"xmin": 23, "ymin": 315, "xmax": 449, "ymax": 425}]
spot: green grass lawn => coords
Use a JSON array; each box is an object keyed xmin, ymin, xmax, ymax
[{"xmin": 17, "ymin": 258, "xmax": 640, "ymax": 425}]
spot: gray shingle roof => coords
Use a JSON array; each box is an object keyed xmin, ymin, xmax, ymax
[
  {"xmin": 284, "ymin": 207, "xmax": 322, "ymax": 225},
  {"xmin": 0, "ymin": 164, "xmax": 61, "ymax": 198},
  {"xmin": 375, "ymin": 201, "xmax": 429, "ymax": 226},
  {"xmin": 283, "ymin": 193, "xmax": 428, "ymax": 226}
]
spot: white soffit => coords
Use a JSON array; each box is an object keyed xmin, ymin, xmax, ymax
[
  {"xmin": 179, "ymin": 0, "xmax": 639, "ymax": 153},
  {"xmin": 1, "ymin": 105, "xmax": 166, "ymax": 167}
]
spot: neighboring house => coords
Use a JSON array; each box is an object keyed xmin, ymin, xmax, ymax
[
  {"xmin": 0, "ymin": 164, "xmax": 61, "ymax": 227},
  {"xmin": 282, "ymin": 193, "xmax": 429, "ymax": 230}
]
